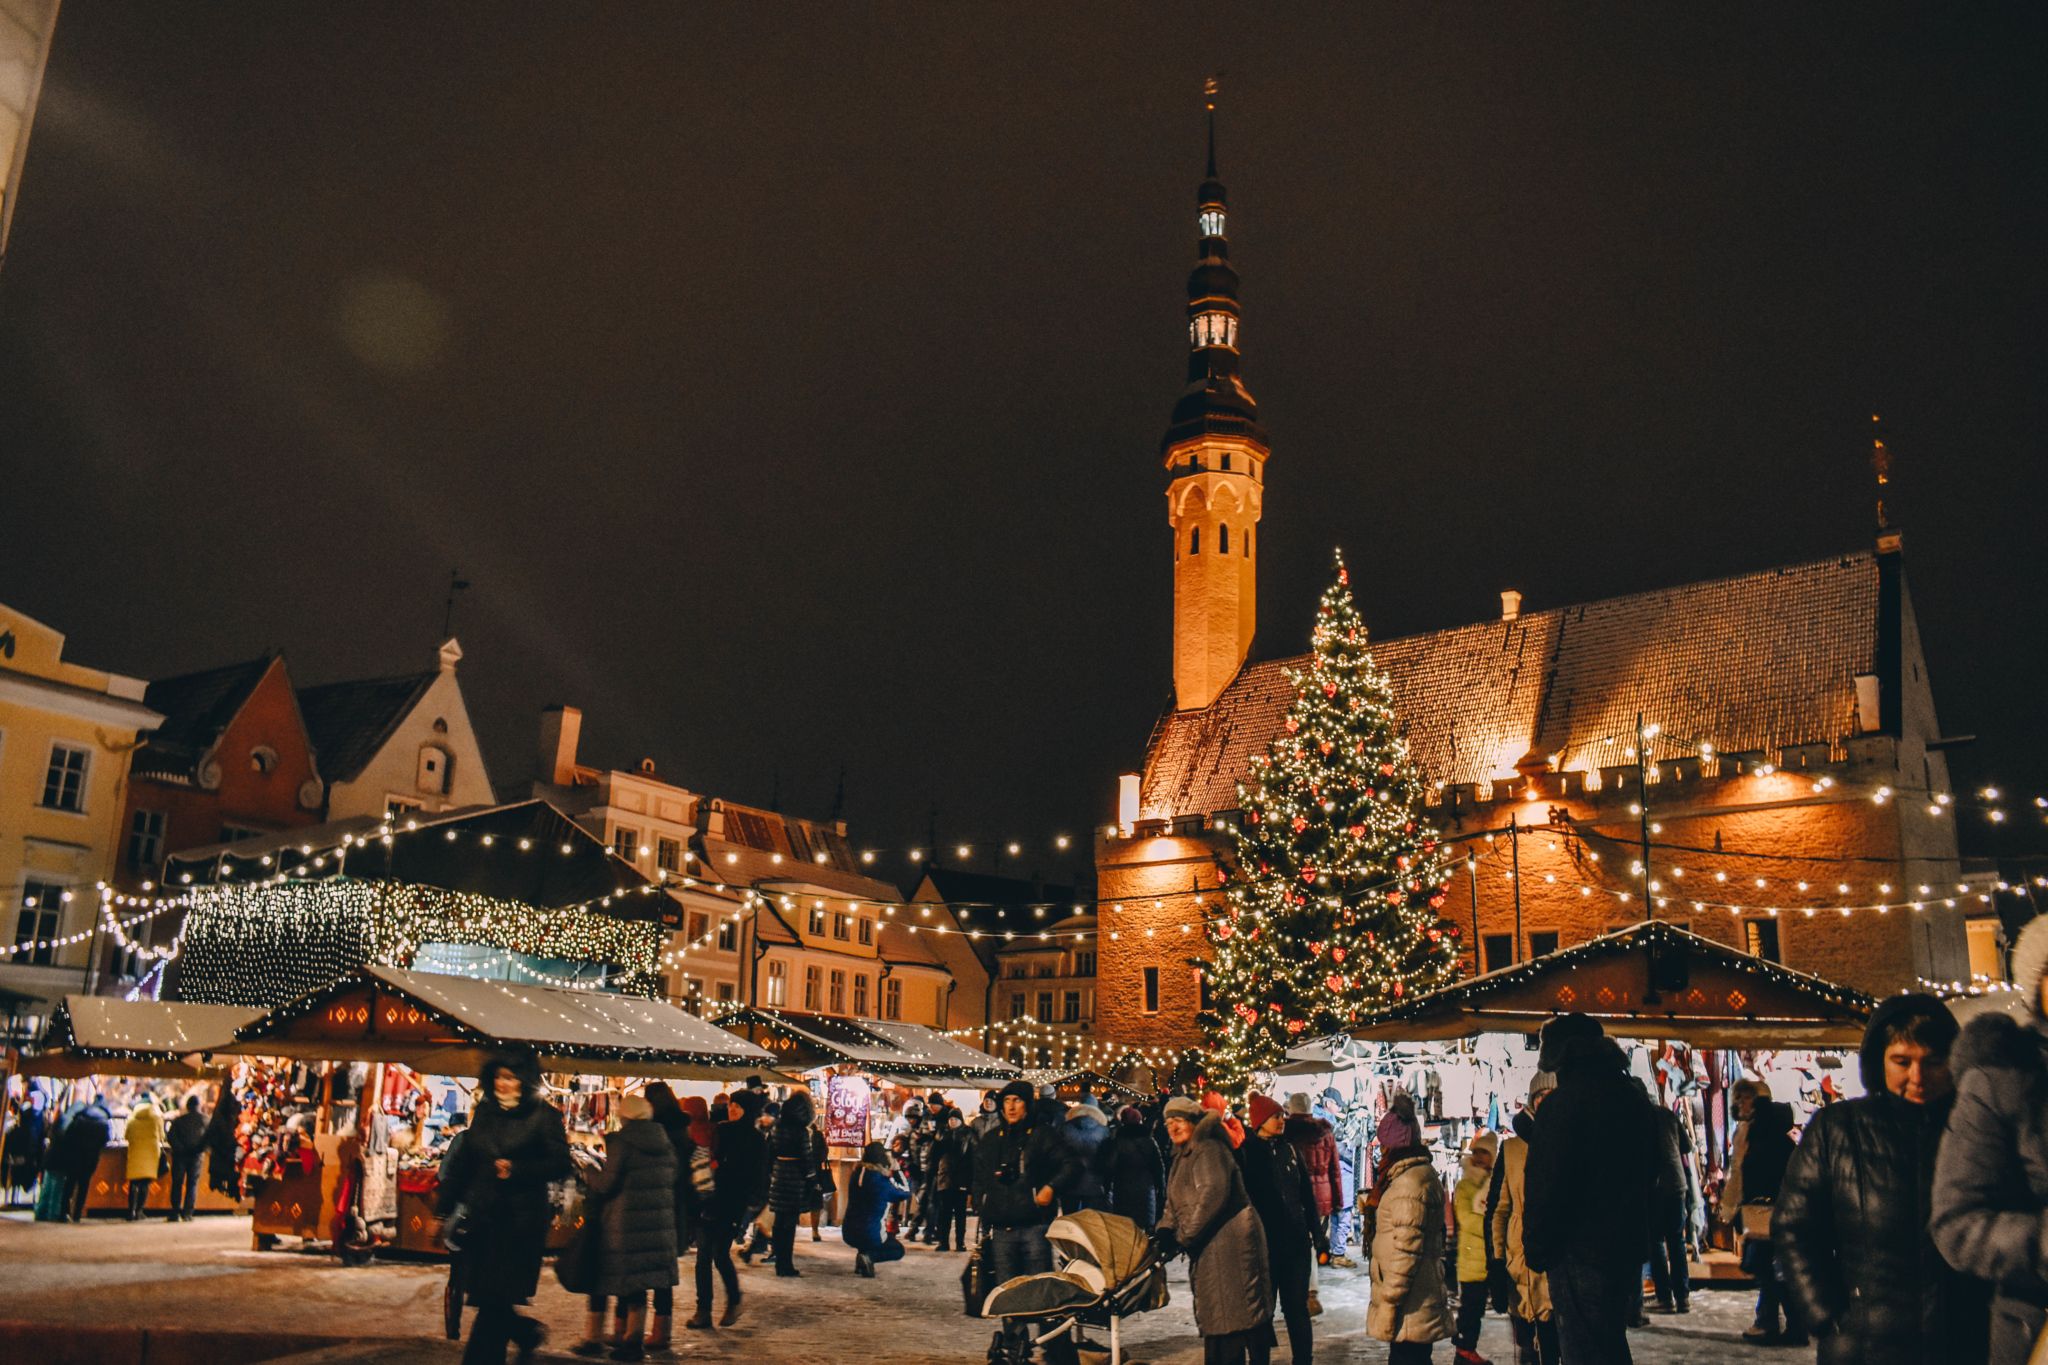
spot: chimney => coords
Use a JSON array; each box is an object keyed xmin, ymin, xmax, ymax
[
  {"xmin": 1500, "ymin": 590, "xmax": 1523, "ymax": 623},
  {"xmin": 538, "ymin": 705, "xmax": 582, "ymax": 786}
]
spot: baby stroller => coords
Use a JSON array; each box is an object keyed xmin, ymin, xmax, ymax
[{"xmin": 981, "ymin": 1210, "xmax": 1170, "ymax": 1365}]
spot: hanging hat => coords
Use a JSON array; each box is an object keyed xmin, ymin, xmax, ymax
[{"xmin": 1246, "ymin": 1094, "xmax": 1284, "ymax": 1132}]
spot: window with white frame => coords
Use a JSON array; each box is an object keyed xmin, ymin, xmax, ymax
[
  {"xmin": 852, "ymin": 974, "xmax": 869, "ymax": 1016},
  {"xmin": 1199, "ymin": 207, "xmax": 1225, "ymax": 237},
  {"xmin": 14, "ymin": 880, "xmax": 68, "ymax": 966},
  {"xmin": 832, "ymin": 913, "xmax": 850, "ymax": 940},
  {"xmin": 41, "ymin": 743, "xmax": 89, "ymax": 812},
  {"xmin": 803, "ymin": 966, "xmax": 821, "ymax": 1010},
  {"xmin": 828, "ymin": 969, "xmax": 846, "ymax": 1013},
  {"xmin": 1063, "ymin": 990, "xmax": 1082, "ymax": 1022},
  {"xmin": 857, "ymin": 917, "xmax": 873, "ymax": 946},
  {"xmin": 1188, "ymin": 311, "xmax": 1238, "ymax": 349},
  {"xmin": 716, "ymin": 917, "xmax": 737, "ymax": 951},
  {"xmin": 127, "ymin": 809, "xmax": 166, "ymax": 871},
  {"xmin": 882, "ymin": 977, "xmax": 902, "ymax": 1021},
  {"xmin": 386, "ymin": 797, "xmax": 422, "ymax": 823},
  {"xmin": 765, "ymin": 959, "xmax": 788, "ymax": 1007},
  {"xmin": 612, "ymin": 826, "xmax": 640, "ymax": 861},
  {"xmin": 656, "ymin": 837, "xmax": 683, "ymax": 872},
  {"xmin": 809, "ymin": 906, "xmax": 826, "ymax": 936}
]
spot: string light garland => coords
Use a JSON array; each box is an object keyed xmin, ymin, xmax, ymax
[
  {"xmin": 1200, "ymin": 555, "xmax": 1462, "ymax": 1099},
  {"xmin": 174, "ymin": 877, "xmax": 662, "ymax": 1007}
]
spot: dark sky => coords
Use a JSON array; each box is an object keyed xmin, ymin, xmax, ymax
[{"xmin": 4, "ymin": 5, "xmax": 2044, "ymax": 885}]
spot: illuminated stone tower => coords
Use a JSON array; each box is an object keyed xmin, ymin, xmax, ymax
[{"xmin": 1165, "ymin": 90, "xmax": 1269, "ymax": 712}]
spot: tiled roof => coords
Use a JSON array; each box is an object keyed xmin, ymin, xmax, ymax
[
  {"xmin": 133, "ymin": 656, "xmax": 277, "ymax": 782},
  {"xmin": 1141, "ymin": 552, "xmax": 1880, "ymax": 819},
  {"xmin": 297, "ymin": 671, "xmax": 436, "ymax": 783},
  {"xmin": 876, "ymin": 919, "xmax": 945, "ymax": 969},
  {"xmin": 915, "ymin": 867, "xmax": 1078, "ymax": 911}
]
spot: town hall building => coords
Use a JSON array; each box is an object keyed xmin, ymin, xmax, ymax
[{"xmin": 1092, "ymin": 110, "xmax": 1976, "ymax": 1056}]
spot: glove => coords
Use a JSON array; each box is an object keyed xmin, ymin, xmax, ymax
[{"xmin": 1150, "ymin": 1227, "xmax": 1182, "ymax": 1261}]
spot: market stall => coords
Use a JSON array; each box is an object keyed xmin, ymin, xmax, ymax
[
  {"xmin": 15, "ymin": 996, "xmax": 263, "ymax": 1217},
  {"xmin": 1333, "ymin": 920, "xmax": 1876, "ymax": 1275},
  {"xmin": 716, "ymin": 1006, "xmax": 1017, "ymax": 1206},
  {"xmin": 226, "ymin": 965, "xmax": 776, "ymax": 1254}
]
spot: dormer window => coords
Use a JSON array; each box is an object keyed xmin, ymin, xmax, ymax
[
  {"xmin": 249, "ymin": 746, "xmax": 278, "ymax": 775},
  {"xmin": 1190, "ymin": 312, "xmax": 1238, "ymax": 349},
  {"xmin": 1199, "ymin": 208, "xmax": 1226, "ymax": 237}
]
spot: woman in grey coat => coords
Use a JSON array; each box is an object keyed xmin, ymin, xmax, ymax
[
  {"xmin": 1932, "ymin": 911, "xmax": 2048, "ymax": 1365},
  {"xmin": 576, "ymin": 1093, "xmax": 678, "ymax": 1362},
  {"xmin": 1154, "ymin": 1096, "xmax": 1275, "ymax": 1365}
]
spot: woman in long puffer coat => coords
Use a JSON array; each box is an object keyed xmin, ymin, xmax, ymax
[
  {"xmin": 766, "ymin": 1090, "xmax": 823, "ymax": 1277},
  {"xmin": 1368, "ymin": 1122, "xmax": 1452, "ymax": 1364},
  {"xmin": 575, "ymin": 1093, "xmax": 678, "ymax": 1362},
  {"xmin": 437, "ymin": 1049, "xmax": 573, "ymax": 1364},
  {"xmin": 1155, "ymin": 1097, "xmax": 1273, "ymax": 1365},
  {"xmin": 1933, "ymin": 912, "xmax": 2048, "ymax": 1365}
]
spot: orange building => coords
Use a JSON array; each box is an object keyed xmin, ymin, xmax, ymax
[{"xmin": 1093, "ymin": 119, "xmax": 1971, "ymax": 1055}]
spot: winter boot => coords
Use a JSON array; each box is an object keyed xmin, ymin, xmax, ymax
[
  {"xmin": 683, "ymin": 1310, "xmax": 715, "ymax": 1332},
  {"xmin": 573, "ymin": 1310, "xmax": 609, "ymax": 1356},
  {"xmin": 719, "ymin": 1291, "xmax": 744, "ymax": 1327},
  {"xmin": 1455, "ymin": 1348, "xmax": 1491, "ymax": 1365},
  {"xmin": 643, "ymin": 1314, "xmax": 671, "ymax": 1352}
]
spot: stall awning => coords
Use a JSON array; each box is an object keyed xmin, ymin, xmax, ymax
[
  {"xmin": 1020, "ymin": 1068, "xmax": 1145, "ymax": 1102},
  {"xmin": 717, "ymin": 1008, "xmax": 1017, "ymax": 1086},
  {"xmin": 1345, "ymin": 921, "xmax": 1874, "ymax": 1048},
  {"xmin": 233, "ymin": 966, "xmax": 777, "ymax": 1080},
  {"xmin": 22, "ymin": 997, "xmax": 264, "ymax": 1077}
]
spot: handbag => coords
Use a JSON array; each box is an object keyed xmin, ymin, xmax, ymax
[
  {"xmin": 554, "ymin": 1214, "xmax": 602, "ymax": 1295},
  {"xmin": 1739, "ymin": 1201, "xmax": 1773, "ymax": 1240},
  {"xmin": 960, "ymin": 1231, "xmax": 989, "ymax": 1317}
]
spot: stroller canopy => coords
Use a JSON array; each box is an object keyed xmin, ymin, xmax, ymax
[{"xmin": 1046, "ymin": 1210, "xmax": 1152, "ymax": 1288}]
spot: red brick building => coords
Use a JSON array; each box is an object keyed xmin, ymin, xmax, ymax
[{"xmin": 1093, "ymin": 119, "xmax": 1971, "ymax": 1054}]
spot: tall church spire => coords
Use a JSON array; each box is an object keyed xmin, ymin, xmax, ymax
[{"xmin": 1163, "ymin": 80, "xmax": 1270, "ymax": 712}]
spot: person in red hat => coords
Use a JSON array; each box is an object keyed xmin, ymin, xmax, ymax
[{"xmin": 1241, "ymin": 1093, "xmax": 1328, "ymax": 1365}]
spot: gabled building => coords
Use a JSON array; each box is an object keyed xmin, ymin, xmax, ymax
[
  {"xmin": 907, "ymin": 867, "xmax": 1085, "ymax": 1047},
  {"xmin": 1093, "ymin": 112, "xmax": 1970, "ymax": 1055},
  {"xmin": 297, "ymin": 638, "xmax": 494, "ymax": 823},
  {"xmin": 0, "ymin": 603, "xmax": 161, "ymax": 1023}
]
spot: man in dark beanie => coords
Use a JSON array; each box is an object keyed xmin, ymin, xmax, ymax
[
  {"xmin": 973, "ymin": 1079, "xmax": 1080, "ymax": 1365},
  {"xmin": 1524, "ymin": 1012, "xmax": 1656, "ymax": 1363},
  {"xmin": 1781, "ymin": 992, "xmax": 1986, "ymax": 1362}
]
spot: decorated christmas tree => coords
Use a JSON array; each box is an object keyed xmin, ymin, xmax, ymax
[{"xmin": 1199, "ymin": 552, "xmax": 1461, "ymax": 1097}]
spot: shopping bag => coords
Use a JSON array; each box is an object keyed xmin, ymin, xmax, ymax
[{"xmin": 553, "ymin": 1216, "xmax": 602, "ymax": 1295}]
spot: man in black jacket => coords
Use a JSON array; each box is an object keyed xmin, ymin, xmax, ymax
[
  {"xmin": 1643, "ymin": 1083, "xmax": 1690, "ymax": 1315},
  {"xmin": 1776, "ymin": 992, "xmax": 1985, "ymax": 1364},
  {"xmin": 973, "ymin": 1080, "xmax": 1080, "ymax": 1365},
  {"xmin": 166, "ymin": 1096, "xmax": 209, "ymax": 1222},
  {"xmin": 1241, "ymin": 1093, "xmax": 1328, "ymax": 1365},
  {"xmin": 1524, "ymin": 1012, "xmax": 1656, "ymax": 1364},
  {"xmin": 688, "ymin": 1090, "xmax": 766, "ymax": 1332}
]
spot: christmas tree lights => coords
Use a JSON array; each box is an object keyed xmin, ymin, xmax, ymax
[{"xmin": 1199, "ymin": 553, "xmax": 1461, "ymax": 1097}]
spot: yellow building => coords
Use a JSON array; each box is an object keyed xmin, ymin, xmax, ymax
[{"xmin": 0, "ymin": 603, "xmax": 161, "ymax": 1026}]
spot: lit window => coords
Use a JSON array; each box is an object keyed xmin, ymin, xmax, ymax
[
  {"xmin": 41, "ymin": 744, "xmax": 89, "ymax": 813},
  {"xmin": 14, "ymin": 879, "xmax": 67, "ymax": 966},
  {"xmin": 1218, "ymin": 524, "xmax": 1229, "ymax": 554},
  {"xmin": 687, "ymin": 913, "xmax": 709, "ymax": 942},
  {"xmin": 765, "ymin": 959, "xmax": 788, "ymax": 1006},
  {"xmin": 1199, "ymin": 208, "xmax": 1225, "ymax": 237}
]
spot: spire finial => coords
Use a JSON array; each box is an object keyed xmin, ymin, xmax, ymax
[
  {"xmin": 1870, "ymin": 412, "xmax": 1891, "ymax": 530},
  {"xmin": 1204, "ymin": 72, "xmax": 1222, "ymax": 177}
]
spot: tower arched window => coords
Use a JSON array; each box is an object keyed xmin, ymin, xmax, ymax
[
  {"xmin": 1218, "ymin": 524, "xmax": 1229, "ymax": 554},
  {"xmin": 1189, "ymin": 526, "xmax": 1200, "ymax": 555},
  {"xmin": 1189, "ymin": 312, "xmax": 1238, "ymax": 350},
  {"xmin": 1199, "ymin": 208, "xmax": 1226, "ymax": 238}
]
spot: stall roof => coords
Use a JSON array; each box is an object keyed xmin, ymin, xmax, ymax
[
  {"xmin": 1345, "ymin": 921, "xmax": 1874, "ymax": 1048},
  {"xmin": 22, "ymin": 997, "xmax": 264, "ymax": 1077},
  {"xmin": 164, "ymin": 799, "xmax": 657, "ymax": 913},
  {"xmin": 1020, "ymin": 1068, "xmax": 1145, "ymax": 1102},
  {"xmin": 717, "ymin": 1007, "xmax": 1017, "ymax": 1085},
  {"xmin": 233, "ymin": 966, "xmax": 776, "ymax": 1081}
]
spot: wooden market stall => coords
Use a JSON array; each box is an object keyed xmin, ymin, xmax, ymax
[
  {"xmin": 227, "ymin": 965, "xmax": 776, "ymax": 1252},
  {"xmin": 18, "ymin": 996, "xmax": 263, "ymax": 1216},
  {"xmin": 1343, "ymin": 920, "xmax": 1873, "ymax": 1048},
  {"xmin": 715, "ymin": 1007, "xmax": 1017, "ymax": 1207}
]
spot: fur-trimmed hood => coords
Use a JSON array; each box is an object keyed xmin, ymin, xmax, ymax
[{"xmin": 1950, "ymin": 1010, "xmax": 2048, "ymax": 1082}]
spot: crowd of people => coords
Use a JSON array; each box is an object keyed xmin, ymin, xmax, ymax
[{"xmin": 1, "ymin": 1081, "xmax": 237, "ymax": 1222}]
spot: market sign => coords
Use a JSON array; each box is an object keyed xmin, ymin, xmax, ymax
[{"xmin": 825, "ymin": 1074, "xmax": 871, "ymax": 1147}]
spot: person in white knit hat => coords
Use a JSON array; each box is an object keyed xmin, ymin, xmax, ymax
[{"xmin": 1932, "ymin": 912, "xmax": 2048, "ymax": 1365}]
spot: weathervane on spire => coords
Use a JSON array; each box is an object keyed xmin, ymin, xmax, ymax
[
  {"xmin": 1870, "ymin": 412, "xmax": 1892, "ymax": 529},
  {"xmin": 1204, "ymin": 72, "xmax": 1223, "ymax": 111}
]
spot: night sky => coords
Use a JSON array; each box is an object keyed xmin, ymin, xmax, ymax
[{"xmin": 4, "ymin": 6, "xmax": 2044, "ymax": 884}]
